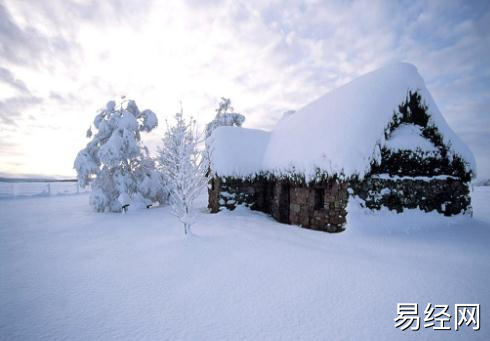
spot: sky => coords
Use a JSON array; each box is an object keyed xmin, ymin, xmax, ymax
[{"xmin": 0, "ymin": 0, "xmax": 489, "ymax": 179}]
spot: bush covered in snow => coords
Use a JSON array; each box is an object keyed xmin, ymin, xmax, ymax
[
  {"xmin": 74, "ymin": 99, "xmax": 165, "ymax": 212},
  {"xmin": 371, "ymin": 91, "xmax": 472, "ymax": 181},
  {"xmin": 158, "ymin": 110, "xmax": 207, "ymax": 234}
]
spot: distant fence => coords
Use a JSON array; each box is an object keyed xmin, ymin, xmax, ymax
[{"xmin": 0, "ymin": 181, "xmax": 90, "ymax": 199}]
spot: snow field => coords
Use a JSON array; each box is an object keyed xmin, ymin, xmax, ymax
[{"xmin": 1, "ymin": 187, "xmax": 489, "ymax": 340}]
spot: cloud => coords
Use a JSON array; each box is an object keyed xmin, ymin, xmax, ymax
[
  {"xmin": 0, "ymin": 67, "xmax": 29, "ymax": 94},
  {"xmin": 0, "ymin": 95, "xmax": 43, "ymax": 125},
  {"xmin": 0, "ymin": 1, "xmax": 80, "ymax": 68},
  {"xmin": 0, "ymin": 65, "xmax": 41, "ymax": 126},
  {"xmin": 0, "ymin": 0, "xmax": 489, "ymax": 178}
]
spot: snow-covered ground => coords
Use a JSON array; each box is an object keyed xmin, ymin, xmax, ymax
[{"xmin": 1, "ymin": 187, "xmax": 489, "ymax": 340}]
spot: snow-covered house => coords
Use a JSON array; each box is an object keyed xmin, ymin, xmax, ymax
[{"xmin": 207, "ymin": 63, "xmax": 476, "ymax": 232}]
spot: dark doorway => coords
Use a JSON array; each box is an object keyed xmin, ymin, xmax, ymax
[
  {"xmin": 263, "ymin": 181, "xmax": 274, "ymax": 214},
  {"xmin": 314, "ymin": 188, "xmax": 325, "ymax": 210},
  {"xmin": 278, "ymin": 183, "xmax": 290, "ymax": 224}
]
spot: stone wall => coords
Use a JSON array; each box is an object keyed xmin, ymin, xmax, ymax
[
  {"xmin": 207, "ymin": 177, "xmax": 221, "ymax": 213},
  {"xmin": 208, "ymin": 176, "xmax": 348, "ymax": 232},
  {"xmin": 286, "ymin": 181, "xmax": 348, "ymax": 232},
  {"xmin": 208, "ymin": 177, "xmax": 268, "ymax": 213},
  {"xmin": 209, "ymin": 174, "xmax": 472, "ymax": 233},
  {"xmin": 350, "ymin": 176, "xmax": 471, "ymax": 216}
]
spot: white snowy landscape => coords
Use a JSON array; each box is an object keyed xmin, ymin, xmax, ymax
[
  {"xmin": 1, "ymin": 59, "xmax": 489, "ymax": 341},
  {"xmin": 2, "ymin": 1, "xmax": 490, "ymax": 340},
  {"xmin": 1, "ymin": 186, "xmax": 489, "ymax": 340}
]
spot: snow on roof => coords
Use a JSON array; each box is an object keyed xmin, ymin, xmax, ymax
[
  {"xmin": 264, "ymin": 62, "xmax": 476, "ymax": 178},
  {"xmin": 210, "ymin": 62, "xmax": 476, "ymax": 179},
  {"xmin": 208, "ymin": 126, "xmax": 270, "ymax": 178}
]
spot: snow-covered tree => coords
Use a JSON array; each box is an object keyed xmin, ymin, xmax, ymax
[
  {"xmin": 158, "ymin": 110, "xmax": 207, "ymax": 235},
  {"xmin": 74, "ymin": 98, "xmax": 164, "ymax": 212},
  {"xmin": 134, "ymin": 148, "xmax": 169, "ymax": 208},
  {"xmin": 205, "ymin": 97, "xmax": 245, "ymax": 138}
]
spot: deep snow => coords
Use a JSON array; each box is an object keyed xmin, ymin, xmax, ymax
[{"xmin": 1, "ymin": 188, "xmax": 489, "ymax": 340}]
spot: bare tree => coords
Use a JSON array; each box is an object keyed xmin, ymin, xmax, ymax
[{"xmin": 158, "ymin": 109, "xmax": 207, "ymax": 234}]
